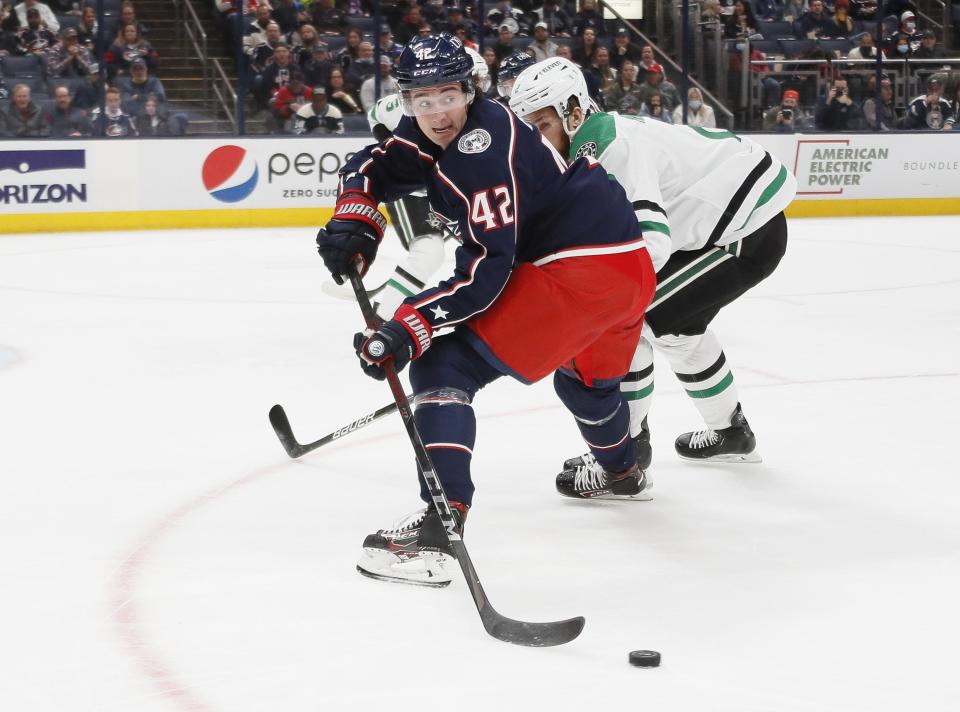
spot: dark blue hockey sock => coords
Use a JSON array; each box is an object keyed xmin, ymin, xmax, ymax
[
  {"xmin": 410, "ymin": 331, "xmax": 502, "ymax": 508},
  {"xmin": 554, "ymin": 370, "xmax": 636, "ymax": 474}
]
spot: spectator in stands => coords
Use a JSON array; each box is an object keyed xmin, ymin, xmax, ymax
[
  {"xmin": 119, "ymin": 2, "xmax": 148, "ymax": 40},
  {"xmin": 336, "ymin": 27, "xmax": 362, "ymax": 73},
  {"xmin": 589, "ymin": 46, "xmax": 617, "ymax": 93},
  {"xmin": 342, "ymin": 0, "xmax": 372, "ymax": 17},
  {"xmin": 882, "ymin": 0, "xmax": 918, "ymax": 17},
  {"xmin": 0, "ymin": 76, "xmax": 8, "ymax": 102},
  {"xmin": 603, "ymin": 59, "xmax": 643, "ymax": 114},
  {"xmin": 50, "ymin": 84, "xmax": 92, "ymax": 136},
  {"xmin": 723, "ymin": 0, "xmax": 756, "ymax": 39},
  {"xmin": 752, "ymin": 0, "xmax": 778, "ymax": 21},
  {"xmin": 251, "ymin": 22, "xmax": 282, "ymax": 74},
  {"xmin": 486, "ymin": 1, "xmax": 526, "ymax": 38},
  {"xmin": 422, "ymin": 0, "xmax": 447, "ymax": 27},
  {"xmin": 91, "ymin": 85, "xmax": 137, "ymax": 136},
  {"xmin": 847, "ymin": 31, "xmax": 882, "ymax": 59},
  {"xmin": 482, "ymin": 46, "xmax": 499, "ymax": 96},
  {"xmin": 609, "ymin": 27, "xmax": 641, "ymax": 72},
  {"xmin": 13, "ymin": 0, "xmax": 57, "ymax": 33},
  {"xmin": 395, "ymin": 3, "xmax": 424, "ymax": 45},
  {"xmin": 360, "ymin": 54, "xmax": 398, "ymax": 111},
  {"xmin": 573, "ymin": 0, "xmax": 604, "ymax": 37},
  {"xmin": 135, "ymin": 95, "xmax": 174, "ymax": 136},
  {"xmin": 848, "ymin": 0, "xmax": 879, "ymax": 21},
  {"xmin": 243, "ymin": 3, "xmax": 274, "ymax": 60},
  {"xmin": 700, "ymin": 0, "xmax": 723, "ymax": 23},
  {"xmin": 47, "ymin": 27, "xmax": 97, "ymax": 77},
  {"xmin": 118, "ymin": 57, "xmax": 165, "ymax": 113},
  {"xmin": 271, "ymin": 0, "xmax": 301, "ymax": 35},
  {"xmin": 798, "ymin": 0, "xmax": 831, "ymax": 38},
  {"xmin": 256, "ymin": 41, "xmax": 295, "ymax": 108},
  {"xmin": 823, "ymin": 2, "xmax": 855, "ymax": 37},
  {"xmin": 75, "ymin": 5, "xmax": 97, "ymax": 49},
  {"xmin": 289, "ymin": 24, "xmax": 321, "ymax": 66},
  {"xmin": 452, "ymin": 22, "xmax": 477, "ymax": 51},
  {"xmin": 493, "ymin": 20, "xmax": 518, "ymax": 62},
  {"xmin": 537, "ymin": 0, "xmax": 572, "ymax": 36},
  {"xmin": 763, "ymin": 88, "xmax": 802, "ymax": 131},
  {"xmin": 106, "ymin": 23, "xmax": 157, "ymax": 77},
  {"xmin": 641, "ymin": 90, "xmax": 672, "ymax": 123},
  {"xmin": 861, "ymin": 75, "xmax": 896, "ymax": 130},
  {"xmin": 638, "ymin": 63, "xmax": 679, "ymax": 111},
  {"xmin": 1, "ymin": 0, "xmax": 19, "ymax": 51},
  {"xmin": 637, "ymin": 44, "xmax": 657, "ymax": 73},
  {"xmin": 904, "ymin": 76, "xmax": 955, "ymax": 129},
  {"xmin": 311, "ymin": 0, "xmax": 348, "ymax": 36},
  {"xmin": 326, "ymin": 66, "xmax": 361, "ymax": 113},
  {"xmin": 889, "ymin": 33, "xmax": 913, "ymax": 58},
  {"xmin": 270, "ymin": 70, "xmax": 310, "ymax": 132},
  {"xmin": 571, "ymin": 26, "xmax": 598, "ymax": 65},
  {"xmin": 16, "ymin": 6, "xmax": 56, "ymax": 54},
  {"xmin": 303, "ymin": 41, "xmax": 332, "ymax": 86},
  {"xmin": 913, "ymin": 29, "xmax": 946, "ymax": 58},
  {"xmin": 556, "ymin": 44, "xmax": 573, "ymax": 61},
  {"xmin": 345, "ymin": 40, "xmax": 375, "ymax": 93},
  {"xmin": 815, "ymin": 76, "xmax": 864, "ymax": 129},
  {"xmin": 379, "ymin": 24, "xmax": 402, "ymax": 55},
  {"xmin": 528, "ymin": 20, "xmax": 557, "ymax": 61},
  {"xmin": 1, "ymin": 83, "xmax": 51, "ymax": 136},
  {"xmin": 673, "ymin": 87, "xmax": 717, "ymax": 126}
]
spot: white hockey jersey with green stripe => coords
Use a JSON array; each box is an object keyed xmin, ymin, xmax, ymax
[{"xmin": 569, "ymin": 112, "xmax": 797, "ymax": 271}]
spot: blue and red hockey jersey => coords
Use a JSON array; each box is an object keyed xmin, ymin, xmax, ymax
[{"xmin": 338, "ymin": 96, "xmax": 645, "ymax": 331}]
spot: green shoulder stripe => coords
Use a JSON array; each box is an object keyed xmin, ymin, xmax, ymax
[{"xmin": 569, "ymin": 112, "xmax": 618, "ymax": 161}]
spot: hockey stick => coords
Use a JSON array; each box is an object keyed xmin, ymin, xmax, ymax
[
  {"xmin": 268, "ymin": 400, "xmax": 402, "ymax": 459},
  {"xmin": 347, "ymin": 267, "xmax": 585, "ymax": 647}
]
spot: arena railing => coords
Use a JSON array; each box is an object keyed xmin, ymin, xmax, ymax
[
  {"xmin": 177, "ymin": 0, "xmax": 210, "ymax": 113},
  {"xmin": 212, "ymin": 58, "xmax": 238, "ymax": 134}
]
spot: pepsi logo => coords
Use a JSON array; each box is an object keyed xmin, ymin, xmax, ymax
[{"xmin": 202, "ymin": 146, "xmax": 259, "ymax": 203}]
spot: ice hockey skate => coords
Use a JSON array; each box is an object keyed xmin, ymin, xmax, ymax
[
  {"xmin": 562, "ymin": 417, "xmax": 652, "ymax": 473},
  {"xmin": 675, "ymin": 403, "xmax": 761, "ymax": 463},
  {"xmin": 556, "ymin": 459, "xmax": 652, "ymax": 501},
  {"xmin": 356, "ymin": 503, "xmax": 466, "ymax": 588}
]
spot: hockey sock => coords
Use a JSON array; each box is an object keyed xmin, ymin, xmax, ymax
[
  {"xmin": 375, "ymin": 235, "xmax": 446, "ymax": 318},
  {"xmin": 414, "ymin": 388, "xmax": 477, "ymax": 507},
  {"xmin": 554, "ymin": 371, "xmax": 634, "ymax": 474},
  {"xmin": 654, "ymin": 330, "xmax": 740, "ymax": 429},
  {"xmin": 622, "ymin": 337, "xmax": 654, "ymax": 438}
]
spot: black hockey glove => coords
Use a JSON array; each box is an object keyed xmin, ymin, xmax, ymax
[
  {"xmin": 316, "ymin": 190, "xmax": 386, "ymax": 285},
  {"xmin": 353, "ymin": 305, "xmax": 433, "ymax": 380}
]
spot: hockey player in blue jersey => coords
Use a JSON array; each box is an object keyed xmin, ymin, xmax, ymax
[{"xmin": 315, "ymin": 34, "xmax": 657, "ymax": 586}]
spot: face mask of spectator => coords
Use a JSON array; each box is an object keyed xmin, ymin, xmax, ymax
[
  {"xmin": 897, "ymin": 44, "xmax": 909, "ymax": 54},
  {"xmin": 689, "ymin": 99, "xmax": 702, "ymax": 111}
]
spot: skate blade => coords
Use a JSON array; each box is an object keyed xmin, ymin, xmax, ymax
[
  {"xmin": 356, "ymin": 548, "xmax": 453, "ymax": 587},
  {"xmin": 558, "ymin": 489, "xmax": 653, "ymax": 502},
  {"xmin": 678, "ymin": 450, "xmax": 762, "ymax": 464}
]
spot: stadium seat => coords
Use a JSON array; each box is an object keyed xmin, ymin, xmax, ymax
[
  {"xmin": 779, "ymin": 38, "xmax": 815, "ymax": 57},
  {"xmin": 553, "ymin": 36, "xmax": 573, "ymax": 49},
  {"xmin": 348, "ymin": 17, "xmax": 378, "ymax": 36},
  {"xmin": 757, "ymin": 20, "xmax": 795, "ymax": 38},
  {"xmin": 1, "ymin": 54, "xmax": 45, "ymax": 77},
  {"xmin": 750, "ymin": 39, "xmax": 782, "ymax": 55},
  {"xmin": 325, "ymin": 36, "xmax": 348, "ymax": 54},
  {"xmin": 56, "ymin": 14, "xmax": 81, "ymax": 31},
  {"xmin": 48, "ymin": 77, "xmax": 90, "ymax": 97},
  {"xmin": 818, "ymin": 38, "xmax": 854, "ymax": 55}
]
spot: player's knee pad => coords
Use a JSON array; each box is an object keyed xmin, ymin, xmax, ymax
[
  {"xmin": 653, "ymin": 330, "xmax": 723, "ymax": 374},
  {"xmin": 553, "ymin": 370, "xmax": 622, "ymax": 425},
  {"xmin": 413, "ymin": 387, "xmax": 472, "ymax": 410}
]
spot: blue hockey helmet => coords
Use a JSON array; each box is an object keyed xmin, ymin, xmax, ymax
[{"xmin": 497, "ymin": 51, "xmax": 536, "ymax": 98}]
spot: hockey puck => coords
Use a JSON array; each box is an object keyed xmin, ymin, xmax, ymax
[{"xmin": 628, "ymin": 650, "xmax": 661, "ymax": 667}]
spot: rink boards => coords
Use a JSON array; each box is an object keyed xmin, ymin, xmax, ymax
[{"xmin": 1, "ymin": 132, "xmax": 958, "ymax": 233}]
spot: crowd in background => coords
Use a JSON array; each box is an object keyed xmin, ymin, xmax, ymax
[
  {"xmin": 3, "ymin": 0, "xmax": 960, "ymax": 136},
  {"xmin": 1, "ymin": 0, "xmax": 184, "ymax": 136}
]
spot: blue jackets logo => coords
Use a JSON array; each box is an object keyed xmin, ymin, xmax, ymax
[{"xmin": 0, "ymin": 149, "xmax": 87, "ymax": 204}]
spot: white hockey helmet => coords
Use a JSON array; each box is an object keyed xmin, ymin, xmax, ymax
[
  {"xmin": 508, "ymin": 57, "xmax": 592, "ymax": 137},
  {"xmin": 465, "ymin": 46, "xmax": 491, "ymax": 95}
]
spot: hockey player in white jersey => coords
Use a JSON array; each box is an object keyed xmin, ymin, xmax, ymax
[
  {"xmin": 322, "ymin": 48, "xmax": 491, "ymax": 319},
  {"xmin": 509, "ymin": 58, "xmax": 797, "ymax": 497}
]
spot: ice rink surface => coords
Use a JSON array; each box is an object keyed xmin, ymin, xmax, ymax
[{"xmin": 1, "ymin": 216, "xmax": 958, "ymax": 712}]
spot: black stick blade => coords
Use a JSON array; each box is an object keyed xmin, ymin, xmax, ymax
[
  {"xmin": 268, "ymin": 404, "xmax": 305, "ymax": 458},
  {"xmin": 484, "ymin": 613, "xmax": 586, "ymax": 648}
]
